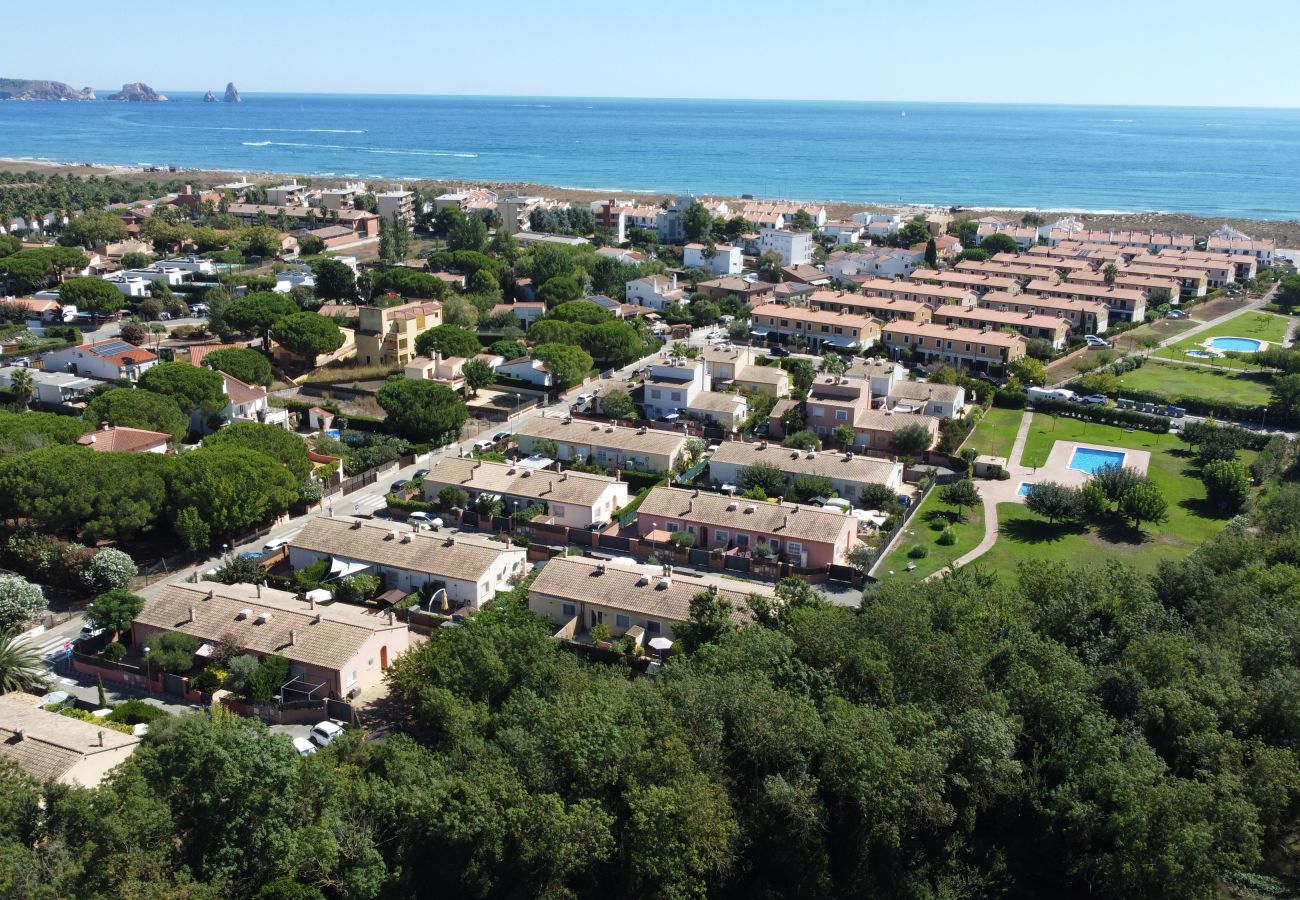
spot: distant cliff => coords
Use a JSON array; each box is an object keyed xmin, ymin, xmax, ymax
[
  {"xmin": 107, "ymin": 82, "xmax": 167, "ymax": 102},
  {"xmin": 224, "ymin": 82, "xmax": 241, "ymax": 103},
  {"xmin": 0, "ymin": 78, "xmax": 88, "ymax": 100}
]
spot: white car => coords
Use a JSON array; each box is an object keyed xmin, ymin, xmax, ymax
[
  {"xmin": 261, "ymin": 536, "xmax": 293, "ymax": 555},
  {"xmin": 292, "ymin": 736, "xmax": 317, "ymax": 757},
  {"xmin": 308, "ymin": 720, "xmax": 345, "ymax": 747},
  {"xmin": 1084, "ymin": 335, "xmax": 1110, "ymax": 347},
  {"xmin": 408, "ymin": 511, "xmax": 433, "ymax": 527},
  {"xmin": 472, "ymin": 438, "xmax": 495, "ymax": 452},
  {"xmin": 79, "ymin": 624, "xmax": 106, "ymax": 641}
]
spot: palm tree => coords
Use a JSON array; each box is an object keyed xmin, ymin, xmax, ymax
[
  {"xmin": 0, "ymin": 633, "xmax": 45, "ymax": 695},
  {"xmin": 1102, "ymin": 263, "xmax": 1120, "ymax": 286},
  {"xmin": 8, "ymin": 367, "xmax": 33, "ymax": 410}
]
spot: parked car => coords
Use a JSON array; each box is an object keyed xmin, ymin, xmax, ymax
[
  {"xmin": 493, "ymin": 432, "xmax": 511, "ymax": 443},
  {"xmin": 309, "ymin": 720, "xmax": 345, "ymax": 747},
  {"xmin": 768, "ymin": 346, "xmax": 790, "ymax": 358},
  {"xmin": 1166, "ymin": 309, "xmax": 1189, "ymax": 319},
  {"xmin": 390, "ymin": 479, "xmax": 410, "ymax": 494},
  {"xmin": 78, "ymin": 624, "xmax": 105, "ymax": 641},
  {"xmin": 472, "ymin": 438, "xmax": 495, "ymax": 452},
  {"xmin": 1081, "ymin": 394, "xmax": 1108, "ymax": 405},
  {"xmin": 412, "ymin": 468, "xmax": 429, "ymax": 479},
  {"xmin": 588, "ymin": 520, "xmax": 609, "ymax": 532},
  {"xmin": 261, "ymin": 537, "xmax": 292, "ymax": 555},
  {"xmin": 292, "ymin": 736, "xmax": 317, "ymax": 757},
  {"xmin": 408, "ymin": 511, "xmax": 434, "ymax": 528},
  {"xmin": 1084, "ymin": 335, "xmax": 1109, "ymax": 347},
  {"xmin": 1165, "ymin": 405, "xmax": 1187, "ymax": 418}
]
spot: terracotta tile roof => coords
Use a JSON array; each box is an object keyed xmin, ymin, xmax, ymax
[
  {"xmin": 938, "ymin": 305, "xmax": 1071, "ymax": 332},
  {"xmin": 184, "ymin": 342, "xmax": 244, "ymax": 366},
  {"xmin": 1026, "ymin": 280, "xmax": 1145, "ymax": 304},
  {"xmin": 76, "ymin": 426, "xmax": 170, "ymax": 452},
  {"xmin": 0, "ymin": 692, "xmax": 140, "ymax": 783},
  {"xmin": 221, "ymin": 373, "xmax": 266, "ymax": 405},
  {"xmin": 0, "ymin": 297, "xmax": 60, "ymax": 313},
  {"xmin": 135, "ymin": 582, "xmax": 406, "ymax": 671},
  {"xmin": 379, "ymin": 300, "xmax": 443, "ymax": 322},
  {"xmin": 710, "ymin": 441, "xmax": 901, "ymax": 484},
  {"xmin": 84, "ymin": 339, "xmax": 157, "ymax": 367},
  {"xmin": 530, "ymin": 555, "xmax": 771, "ymax": 624},
  {"xmin": 516, "ymin": 417, "xmax": 687, "ymax": 457},
  {"xmin": 290, "ymin": 517, "xmax": 519, "ymax": 582},
  {"xmin": 422, "ymin": 457, "xmax": 627, "ymax": 508},
  {"xmin": 882, "ymin": 320, "xmax": 1027, "ymax": 349},
  {"xmin": 750, "ymin": 303, "xmax": 879, "ymax": 330},
  {"xmin": 638, "ymin": 485, "xmax": 853, "ymax": 546}
]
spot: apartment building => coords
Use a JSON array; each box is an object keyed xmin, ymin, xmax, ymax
[
  {"xmin": 514, "ymin": 417, "xmax": 687, "ymax": 474},
  {"xmin": 808, "ymin": 290, "xmax": 933, "ymax": 323},
  {"xmin": 641, "ymin": 360, "xmax": 708, "ymax": 421},
  {"xmin": 1043, "ymin": 229, "xmax": 1195, "ymax": 252},
  {"xmin": 375, "ymin": 189, "xmax": 415, "ymax": 226},
  {"xmin": 698, "ymin": 276, "xmax": 778, "ymax": 306},
  {"xmin": 758, "ymin": 228, "xmax": 814, "ymax": 266},
  {"xmin": 933, "ymin": 305, "xmax": 1072, "ymax": 349},
  {"xmin": 625, "ymin": 274, "xmax": 687, "ymax": 311},
  {"xmin": 1207, "ymin": 226, "xmax": 1275, "ymax": 266},
  {"xmin": 975, "ymin": 222, "xmax": 1039, "ymax": 250},
  {"xmin": 354, "ymin": 300, "xmax": 442, "ymax": 366},
  {"xmin": 683, "ymin": 243, "xmax": 743, "ymax": 275},
  {"xmin": 955, "ymin": 259, "xmax": 1062, "ymax": 281},
  {"xmin": 853, "ymin": 278, "xmax": 977, "ymax": 309},
  {"xmin": 707, "ymin": 440, "xmax": 903, "ymax": 501},
  {"xmin": 1064, "ymin": 269, "xmax": 1181, "ymax": 302},
  {"xmin": 803, "ymin": 375, "xmax": 940, "ymax": 452},
  {"xmin": 1025, "ymin": 279, "xmax": 1146, "ymax": 322},
  {"xmin": 749, "ymin": 303, "xmax": 881, "ymax": 352},
  {"xmin": 978, "ymin": 290, "xmax": 1110, "ymax": 334},
  {"xmin": 910, "ymin": 270, "xmax": 1021, "ymax": 296},
  {"xmin": 826, "ymin": 248, "xmax": 925, "ymax": 281},
  {"xmin": 422, "ymin": 456, "xmax": 628, "ymax": 529},
  {"xmin": 881, "ymin": 321, "xmax": 1027, "ymax": 371}
]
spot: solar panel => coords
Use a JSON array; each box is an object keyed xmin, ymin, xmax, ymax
[{"xmin": 92, "ymin": 340, "xmax": 138, "ymax": 357}]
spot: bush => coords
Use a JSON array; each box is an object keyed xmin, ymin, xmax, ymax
[
  {"xmin": 208, "ymin": 555, "xmax": 268, "ymax": 586},
  {"xmin": 190, "ymin": 667, "xmax": 226, "ymax": 694},
  {"xmin": 77, "ymin": 548, "xmax": 137, "ymax": 594},
  {"xmin": 225, "ymin": 654, "xmax": 260, "ymax": 694},
  {"xmin": 333, "ymin": 573, "xmax": 379, "ymax": 605},
  {"xmin": 144, "ymin": 631, "xmax": 201, "ymax": 673},
  {"xmin": 908, "ymin": 544, "xmax": 930, "ymax": 559},
  {"xmin": 102, "ymin": 641, "xmax": 127, "ymax": 662},
  {"xmin": 1031, "ymin": 397, "xmax": 1170, "ymax": 433},
  {"xmin": 243, "ymin": 654, "xmax": 291, "ymax": 703},
  {"xmin": 936, "ymin": 528, "xmax": 957, "ymax": 546},
  {"xmin": 0, "ymin": 574, "xmax": 45, "ymax": 634},
  {"xmin": 993, "ymin": 388, "xmax": 1028, "ymax": 409},
  {"xmin": 106, "ymin": 698, "xmax": 169, "ymax": 725}
]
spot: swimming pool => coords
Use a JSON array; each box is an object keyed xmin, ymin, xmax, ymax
[
  {"xmin": 325, "ymin": 428, "xmax": 341, "ymax": 440},
  {"xmin": 1017, "ymin": 483, "xmax": 1034, "ymax": 497},
  {"xmin": 1070, "ymin": 447, "xmax": 1127, "ymax": 474},
  {"xmin": 1207, "ymin": 336, "xmax": 1264, "ymax": 353},
  {"xmin": 1186, "ymin": 349, "xmax": 1220, "ymax": 359}
]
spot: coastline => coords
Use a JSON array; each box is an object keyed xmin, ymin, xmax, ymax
[{"xmin": 4, "ymin": 155, "xmax": 1298, "ymax": 247}]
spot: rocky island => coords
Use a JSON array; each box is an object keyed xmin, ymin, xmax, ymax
[
  {"xmin": 224, "ymin": 82, "xmax": 241, "ymax": 103},
  {"xmin": 107, "ymin": 82, "xmax": 167, "ymax": 102},
  {"xmin": 203, "ymin": 90, "xmax": 216, "ymax": 102},
  {"xmin": 0, "ymin": 78, "xmax": 93, "ymax": 100}
]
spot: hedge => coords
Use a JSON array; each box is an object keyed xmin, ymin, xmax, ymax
[
  {"xmin": 382, "ymin": 494, "xmax": 438, "ymax": 515},
  {"xmin": 993, "ymin": 389, "xmax": 1028, "ymax": 409},
  {"xmin": 1031, "ymin": 397, "xmax": 1170, "ymax": 433},
  {"xmin": 621, "ymin": 471, "xmax": 664, "ymax": 492}
]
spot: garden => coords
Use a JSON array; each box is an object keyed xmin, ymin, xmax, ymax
[
  {"xmin": 960, "ymin": 406, "xmax": 1024, "ymax": 460},
  {"xmin": 1157, "ymin": 311, "xmax": 1293, "ymax": 371},
  {"xmin": 1116, "ymin": 359, "xmax": 1273, "ymax": 406},
  {"xmin": 873, "ymin": 482, "xmax": 985, "ymax": 582}
]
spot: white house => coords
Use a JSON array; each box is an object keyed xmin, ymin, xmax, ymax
[
  {"xmin": 641, "ymin": 360, "xmax": 708, "ymax": 421},
  {"xmin": 157, "ymin": 256, "xmax": 217, "ymax": 276},
  {"xmin": 625, "ymin": 274, "xmax": 687, "ymax": 311},
  {"xmin": 827, "ymin": 248, "xmax": 924, "ymax": 282},
  {"xmin": 0, "ymin": 366, "xmax": 98, "ymax": 407},
  {"xmin": 288, "ymin": 516, "xmax": 526, "ymax": 610},
  {"xmin": 683, "ymin": 243, "xmax": 743, "ymax": 276},
  {"xmin": 202, "ymin": 373, "xmax": 291, "ymax": 432},
  {"xmin": 822, "ymin": 222, "xmax": 866, "ymax": 245},
  {"xmin": 759, "ymin": 228, "xmax": 814, "ymax": 266},
  {"xmin": 496, "ymin": 356, "xmax": 554, "ymax": 389},
  {"xmin": 274, "ymin": 267, "xmax": 316, "ymax": 293},
  {"xmin": 42, "ymin": 339, "xmax": 158, "ymax": 383},
  {"xmin": 101, "ymin": 274, "xmax": 150, "ymax": 298}
]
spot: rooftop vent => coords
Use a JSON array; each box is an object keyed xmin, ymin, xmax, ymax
[
  {"xmin": 288, "ymin": 629, "xmax": 296, "ymax": 646},
  {"xmin": 744, "ymin": 504, "xmax": 756, "ymax": 514},
  {"xmin": 657, "ymin": 576, "xmax": 671, "ymax": 590},
  {"xmin": 759, "ymin": 440, "xmax": 768, "ymax": 450},
  {"xmin": 596, "ymin": 563, "xmax": 606, "ymax": 575},
  {"xmin": 636, "ymin": 574, "xmax": 650, "ymax": 586},
  {"xmin": 445, "ymin": 536, "xmax": 455, "ymax": 547},
  {"xmin": 400, "ymin": 532, "xmax": 413, "ymax": 543},
  {"xmin": 727, "ymin": 500, "xmax": 738, "ymax": 511},
  {"xmin": 206, "ymin": 589, "xmax": 214, "ymax": 600},
  {"xmin": 708, "ymin": 583, "xmax": 719, "ymax": 595},
  {"xmin": 807, "ymin": 451, "xmax": 816, "ymax": 459},
  {"xmin": 313, "ymin": 613, "xmax": 322, "ymax": 624},
  {"xmin": 187, "ymin": 606, "xmax": 195, "ymax": 623},
  {"xmin": 521, "ymin": 469, "xmax": 531, "ymax": 477},
  {"xmin": 386, "ymin": 530, "xmax": 398, "ymax": 540},
  {"xmin": 605, "ymin": 426, "xmax": 614, "ymax": 433},
  {"xmin": 591, "ymin": 424, "xmax": 601, "ymax": 431},
  {"xmin": 255, "ymin": 612, "xmax": 271, "ymax": 625},
  {"xmin": 350, "ymin": 519, "xmax": 362, "ymax": 529},
  {"xmin": 237, "ymin": 609, "xmax": 252, "ymax": 620}
]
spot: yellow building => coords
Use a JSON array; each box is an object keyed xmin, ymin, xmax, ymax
[{"xmin": 355, "ymin": 300, "xmax": 443, "ymax": 366}]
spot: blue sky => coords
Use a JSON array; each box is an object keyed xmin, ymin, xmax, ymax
[{"xmin": 9, "ymin": 0, "xmax": 1299, "ymax": 107}]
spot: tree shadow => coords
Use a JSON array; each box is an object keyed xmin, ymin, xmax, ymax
[
  {"xmin": 1178, "ymin": 496, "xmax": 1234, "ymax": 520},
  {"xmin": 922, "ymin": 508, "xmax": 963, "ymax": 531},
  {"xmin": 1000, "ymin": 517, "xmax": 1088, "ymax": 545},
  {"xmin": 1095, "ymin": 517, "xmax": 1151, "ymax": 545}
]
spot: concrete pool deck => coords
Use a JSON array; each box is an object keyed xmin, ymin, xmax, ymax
[{"xmin": 929, "ymin": 416, "xmax": 1152, "ymax": 578}]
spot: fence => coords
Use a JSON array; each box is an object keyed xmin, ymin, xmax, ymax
[{"xmin": 867, "ymin": 483, "xmax": 936, "ymax": 580}]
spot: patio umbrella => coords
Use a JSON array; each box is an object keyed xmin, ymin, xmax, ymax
[{"xmin": 648, "ymin": 637, "xmax": 674, "ymax": 651}]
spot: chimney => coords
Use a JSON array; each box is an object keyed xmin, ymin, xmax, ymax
[
  {"xmin": 782, "ymin": 515, "xmax": 789, "ymax": 529},
  {"xmin": 14, "ymin": 729, "xmax": 24, "ymax": 742},
  {"xmin": 255, "ymin": 584, "xmax": 262, "ymax": 598},
  {"xmin": 313, "ymin": 613, "xmax": 322, "ymax": 624},
  {"xmin": 187, "ymin": 606, "xmax": 195, "ymax": 623},
  {"xmin": 288, "ymin": 629, "xmax": 296, "ymax": 646},
  {"xmin": 387, "ymin": 610, "xmax": 395, "ymax": 624},
  {"xmin": 100, "ymin": 420, "xmax": 110, "ymax": 431},
  {"xmin": 308, "ymin": 596, "xmax": 315, "ymax": 610},
  {"xmin": 97, "ymin": 730, "xmax": 105, "ymax": 747},
  {"xmin": 206, "ymin": 589, "xmax": 214, "ymax": 600}
]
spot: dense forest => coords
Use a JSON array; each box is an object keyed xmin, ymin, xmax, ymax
[{"xmin": 2, "ymin": 475, "xmax": 1300, "ymax": 898}]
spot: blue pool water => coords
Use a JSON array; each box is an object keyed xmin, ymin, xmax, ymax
[
  {"xmin": 1186, "ymin": 349, "xmax": 1219, "ymax": 358},
  {"xmin": 325, "ymin": 429, "xmax": 341, "ymax": 439},
  {"xmin": 1207, "ymin": 337, "xmax": 1263, "ymax": 353},
  {"xmin": 1017, "ymin": 483, "xmax": 1034, "ymax": 497},
  {"xmin": 1070, "ymin": 447, "xmax": 1127, "ymax": 474}
]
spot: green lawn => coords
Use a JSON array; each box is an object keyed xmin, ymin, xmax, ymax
[
  {"xmin": 986, "ymin": 415, "xmax": 1252, "ymax": 577},
  {"xmin": 961, "ymin": 407, "xmax": 1025, "ymax": 460},
  {"xmin": 1117, "ymin": 359, "xmax": 1273, "ymax": 406},
  {"xmin": 1157, "ymin": 312, "xmax": 1293, "ymax": 371},
  {"xmin": 875, "ymin": 489, "xmax": 985, "ymax": 583}
]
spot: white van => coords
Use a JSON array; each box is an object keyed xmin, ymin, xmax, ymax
[{"xmin": 1028, "ymin": 386, "xmax": 1077, "ymax": 403}]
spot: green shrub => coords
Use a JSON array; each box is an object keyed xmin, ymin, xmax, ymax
[
  {"xmin": 908, "ymin": 544, "xmax": 930, "ymax": 559},
  {"xmin": 102, "ymin": 642, "xmax": 127, "ymax": 662},
  {"xmin": 105, "ymin": 699, "xmax": 169, "ymax": 725},
  {"xmin": 144, "ymin": 631, "xmax": 202, "ymax": 673},
  {"xmin": 937, "ymin": 529, "xmax": 957, "ymax": 546}
]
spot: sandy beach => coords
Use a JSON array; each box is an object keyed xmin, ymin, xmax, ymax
[{"xmin": 4, "ymin": 156, "xmax": 1298, "ymax": 248}]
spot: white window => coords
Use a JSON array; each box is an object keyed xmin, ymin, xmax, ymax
[
  {"xmin": 835, "ymin": 409, "xmax": 848, "ymax": 421},
  {"xmin": 715, "ymin": 529, "xmax": 728, "ymax": 542},
  {"xmin": 562, "ymin": 601, "xmax": 576, "ymax": 618},
  {"xmin": 651, "ymin": 389, "xmax": 662, "ymax": 399},
  {"xmin": 787, "ymin": 541, "xmax": 803, "ymax": 556},
  {"xmin": 347, "ymin": 670, "xmax": 358, "ymax": 685},
  {"xmin": 811, "ymin": 407, "xmax": 824, "ymax": 417},
  {"xmin": 615, "ymin": 614, "xmax": 630, "ymax": 629},
  {"xmin": 646, "ymin": 620, "xmax": 661, "ymax": 635}
]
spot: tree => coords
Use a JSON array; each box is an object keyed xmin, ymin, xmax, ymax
[
  {"xmin": 78, "ymin": 548, "xmax": 137, "ymax": 594},
  {"xmin": 414, "ymin": 324, "xmax": 481, "ymax": 360},
  {"xmin": 739, "ymin": 461, "xmax": 788, "ymax": 497},
  {"xmin": 224, "ymin": 291, "xmax": 298, "ymax": 350},
  {"xmin": 782, "ymin": 430, "xmax": 821, "ymax": 451},
  {"xmin": 537, "ymin": 276, "xmax": 584, "ymax": 306},
  {"xmin": 59, "ymin": 209, "xmax": 128, "ymax": 248},
  {"xmin": 86, "ymin": 588, "xmax": 145, "ymax": 639},
  {"xmin": 1093, "ymin": 462, "xmax": 1144, "ymax": 510},
  {"xmin": 924, "ymin": 237, "xmax": 938, "ymax": 266},
  {"xmin": 462, "ymin": 359, "xmax": 495, "ymax": 397},
  {"xmin": 845, "ymin": 542, "xmax": 877, "ymax": 575},
  {"xmin": 438, "ymin": 485, "xmax": 469, "ymax": 509},
  {"xmin": 8, "ymin": 368, "xmax": 33, "ymax": 411},
  {"xmin": 1102, "ymin": 262, "xmax": 1120, "ymax": 285},
  {"xmin": 531, "ymin": 344, "xmax": 593, "ymax": 392},
  {"xmin": 940, "ymin": 478, "xmax": 982, "ymax": 520},
  {"xmin": 980, "ymin": 233, "xmax": 1019, "ymax": 255},
  {"xmin": 791, "ymin": 474, "xmax": 835, "ymax": 503},
  {"xmin": 1079, "ymin": 371, "xmax": 1119, "ymax": 396},
  {"xmin": 204, "ymin": 422, "xmax": 313, "ymax": 481},
  {"xmin": 168, "ymin": 448, "xmax": 298, "ymax": 539},
  {"xmin": 271, "ymin": 311, "xmax": 344, "ymax": 360},
  {"xmin": 202, "ymin": 347, "xmax": 273, "ymax": 388},
  {"xmin": 139, "ymin": 362, "xmax": 226, "ymax": 417},
  {"xmin": 0, "ymin": 632, "xmax": 44, "ymax": 694},
  {"xmin": 833, "ymin": 424, "xmax": 856, "ymax": 449},
  {"xmin": 673, "ymin": 590, "xmax": 734, "ymax": 653},
  {"xmin": 889, "ymin": 423, "xmax": 933, "ymax": 460},
  {"xmin": 310, "ymin": 258, "xmax": 357, "ymax": 300},
  {"xmin": 447, "ymin": 214, "xmax": 488, "ymax": 253},
  {"xmin": 1023, "ymin": 481, "xmax": 1082, "ymax": 524},
  {"xmin": 1277, "ymin": 274, "xmax": 1300, "ymax": 310},
  {"xmin": 376, "ymin": 378, "xmax": 468, "ymax": 445},
  {"xmin": 1119, "ymin": 481, "xmax": 1168, "ymax": 529},
  {"xmin": 145, "ymin": 630, "xmax": 201, "ymax": 673},
  {"xmin": 84, "ymin": 388, "xmax": 188, "ymax": 442},
  {"xmin": 58, "ymin": 277, "xmax": 124, "ymax": 321},
  {"xmin": 1201, "ymin": 458, "xmax": 1251, "ymax": 513},
  {"xmin": 1008, "ymin": 356, "xmax": 1048, "ymax": 387},
  {"xmin": 599, "ymin": 388, "xmax": 637, "ymax": 420},
  {"xmin": 1269, "ymin": 373, "xmax": 1300, "ymax": 421},
  {"xmin": 956, "ymin": 247, "xmax": 990, "ymax": 262},
  {"xmin": 120, "ymin": 321, "xmax": 148, "ymax": 345},
  {"xmin": 174, "ymin": 505, "xmax": 210, "ymax": 552},
  {"xmin": 0, "ymin": 575, "xmax": 44, "ymax": 634},
  {"xmin": 757, "ymin": 251, "xmax": 784, "ymax": 283},
  {"xmin": 679, "ymin": 202, "xmax": 713, "ymax": 243},
  {"xmin": 241, "ymin": 225, "xmax": 283, "ymax": 260},
  {"xmin": 489, "ymin": 339, "xmax": 527, "ymax": 360}
]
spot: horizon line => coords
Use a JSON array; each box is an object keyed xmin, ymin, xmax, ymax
[{"xmin": 66, "ymin": 88, "xmax": 1300, "ymax": 112}]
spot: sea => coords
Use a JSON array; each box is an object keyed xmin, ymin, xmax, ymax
[{"xmin": 1, "ymin": 93, "xmax": 1299, "ymax": 219}]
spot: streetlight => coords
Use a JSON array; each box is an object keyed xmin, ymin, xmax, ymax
[{"xmin": 221, "ymin": 543, "xmax": 228, "ymax": 560}]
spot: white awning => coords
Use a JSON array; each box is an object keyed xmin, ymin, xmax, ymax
[{"xmin": 329, "ymin": 557, "xmax": 370, "ymax": 578}]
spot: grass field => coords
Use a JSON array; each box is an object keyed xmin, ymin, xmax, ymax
[
  {"xmin": 874, "ymin": 489, "xmax": 985, "ymax": 583},
  {"xmin": 1117, "ymin": 359, "xmax": 1273, "ymax": 406},
  {"xmin": 961, "ymin": 407, "xmax": 1024, "ymax": 460},
  {"xmin": 984, "ymin": 414, "xmax": 1250, "ymax": 577},
  {"xmin": 1157, "ymin": 312, "xmax": 1293, "ymax": 371}
]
